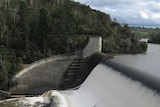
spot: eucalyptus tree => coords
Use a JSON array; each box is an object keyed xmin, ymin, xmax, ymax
[{"xmin": 37, "ymin": 8, "xmax": 49, "ymax": 54}]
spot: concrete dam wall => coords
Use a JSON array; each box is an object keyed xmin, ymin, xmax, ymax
[
  {"xmin": 9, "ymin": 52, "xmax": 109, "ymax": 95},
  {"xmin": 9, "ymin": 36, "xmax": 103, "ymax": 95},
  {"xmin": 10, "ymin": 55, "xmax": 75, "ymax": 95}
]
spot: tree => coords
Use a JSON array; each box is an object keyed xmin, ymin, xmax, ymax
[
  {"xmin": 121, "ymin": 24, "xmax": 131, "ymax": 38},
  {"xmin": 37, "ymin": 8, "xmax": 49, "ymax": 54},
  {"xmin": 18, "ymin": 1, "xmax": 30, "ymax": 49}
]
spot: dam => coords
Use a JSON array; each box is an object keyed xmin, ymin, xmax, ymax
[
  {"xmin": 0, "ymin": 38, "xmax": 160, "ymax": 107},
  {"xmin": 1, "ymin": 58, "xmax": 160, "ymax": 107},
  {"xmin": 9, "ymin": 36, "xmax": 103, "ymax": 94}
]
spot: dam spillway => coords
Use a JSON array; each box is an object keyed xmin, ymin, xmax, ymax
[
  {"xmin": 63, "ymin": 63, "xmax": 160, "ymax": 107},
  {"xmin": 1, "ymin": 59, "xmax": 160, "ymax": 107}
]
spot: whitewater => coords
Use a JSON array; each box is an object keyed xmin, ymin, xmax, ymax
[
  {"xmin": 63, "ymin": 63, "xmax": 160, "ymax": 107},
  {"xmin": 1, "ymin": 63, "xmax": 160, "ymax": 107},
  {"xmin": 0, "ymin": 90, "xmax": 68, "ymax": 107}
]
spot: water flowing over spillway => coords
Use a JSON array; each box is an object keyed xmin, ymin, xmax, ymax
[
  {"xmin": 64, "ymin": 64, "xmax": 160, "ymax": 107},
  {"xmin": 0, "ymin": 63, "xmax": 160, "ymax": 107},
  {"xmin": 0, "ymin": 90, "xmax": 68, "ymax": 107}
]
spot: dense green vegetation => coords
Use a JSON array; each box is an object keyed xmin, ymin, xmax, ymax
[
  {"xmin": 130, "ymin": 27, "xmax": 160, "ymax": 38},
  {"xmin": 0, "ymin": 0, "xmax": 147, "ymax": 90},
  {"xmin": 148, "ymin": 31, "xmax": 160, "ymax": 44},
  {"xmin": 102, "ymin": 23, "xmax": 148, "ymax": 54}
]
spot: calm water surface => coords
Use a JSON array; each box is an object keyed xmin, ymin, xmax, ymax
[{"xmin": 113, "ymin": 43, "xmax": 160, "ymax": 78}]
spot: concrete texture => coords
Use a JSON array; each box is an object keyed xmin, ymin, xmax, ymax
[
  {"xmin": 83, "ymin": 36, "xmax": 102, "ymax": 57},
  {"xmin": 10, "ymin": 57, "xmax": 74, "ymax": 95}
]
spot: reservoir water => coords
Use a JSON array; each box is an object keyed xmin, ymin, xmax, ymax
[{"xmin": 112, "ymin": 43, "xmax": 160, "ymax": 78}]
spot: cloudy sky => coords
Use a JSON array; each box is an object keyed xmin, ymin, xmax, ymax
[{"xmin": 74, "ymin": 0, "xmax": 160, "ymax": 27}]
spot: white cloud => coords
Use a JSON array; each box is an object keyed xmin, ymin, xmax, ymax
[
  {"xmin": 140, "ymin": 11, "xmax": 149, "ymax": 19},
  {"xmin": 75, "ymin": 0, "xmax": 160, "ymax": 27},
  {"xmin": 152, "ymin": 14, "xmax": 160, "ymax": 19}
]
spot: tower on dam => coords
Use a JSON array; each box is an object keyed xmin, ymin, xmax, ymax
[{"xmin": 83, "ymin": 36, "xmax": 102, "ymax": 57}]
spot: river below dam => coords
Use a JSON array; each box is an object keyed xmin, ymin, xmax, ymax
[{"xmin": 0, "ymin": 41, "xmax": 160, "ymax": 107}]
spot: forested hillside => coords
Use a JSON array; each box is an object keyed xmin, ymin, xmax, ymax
[{"xmin": 0, "ymin": 0, "xmax": 147, "ymax": 90}]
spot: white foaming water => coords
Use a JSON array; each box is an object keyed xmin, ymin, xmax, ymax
[
  {"xmin": 0, "ymin": 90, "xmax": 68, "ymax": 107},
  {"xmin": 18, "ymin": 96, "xmax": 50, "ymax": 107},
  {"xmin": 0, "ymin": 96, "xmax": 50, "ymax": 107},
  {"xmin": 64, "ymin": 64, "xmax": 160, "ymax": 107},
  {"xmin": 42, "ymin": 90, "xmax": 68, "ymax": 107}
]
